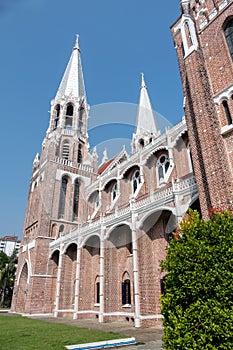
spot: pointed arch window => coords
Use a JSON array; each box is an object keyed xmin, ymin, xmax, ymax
[
  {"xmin": 222, "ymin": 100, "xmax": 232, "ymax": 125},
  {"xmin": 66, "ymin": 104, "xmax": 74, "ymax": 116},
  {"xmin": 65, "ymin": 104, "xmax": 74, "ymax": 129},
  {"xmin": 59, "ymin": 177, "xmax": 68, "ymax": 218},
  {"xmin": 157, "ymin": 155, "xmax": 170, "ymax": 184},
  {"xmin": 122, "ymin": 273, "xmax": 131, "ymax": 306},
  {"xmin": 95, "ymin": 276, "xmax": 100, "ymax": 304},
  {"xmin": 180, "ymin": 16, "xmax": 198, "ymax": 57},
  {"xmin": 132, "ymin": 170, "xmax": 141, "ymax": 193},
  {"xmin": 54, "ymin": 104, "xmax": 60, "ymax": 129},
  {"xmin": 112, "ymin": 183, "xmax": 117, "ymax": 201},
  {"xmin": 62, "ymin": 140, "xmax": 69, "ymax": 160},
  {"xmin": 73, "ymin": 180, "xmax": 80, "ymax": 221},
  {"xmin": 224, "ymin": 18, "xmax": 233, "ymax": 61}
]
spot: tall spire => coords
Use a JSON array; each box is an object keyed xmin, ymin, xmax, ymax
[
  {"xmin": 132, "ymin": 74, "xmax": 159, "ymax": 153},
  {"xmin": 55, "ymin": 35, "xmax": 86, "ymax": 100},
  {"xmin": 136, "ymin": 73, "xmax": 158, "ymax": 136}
]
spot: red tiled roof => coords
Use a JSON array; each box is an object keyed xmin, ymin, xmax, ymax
[{"xmin": 98, "ymin": 157, "xmax": 116, "ymax": 175}]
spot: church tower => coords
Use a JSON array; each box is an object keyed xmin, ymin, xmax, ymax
[
  {"xmin": 11, "ymin": 36, "xmax": 95, "ymax": 314},
  {"xmin": 171, "ymin": 0, "xmax": 233, "ymax": 218}
]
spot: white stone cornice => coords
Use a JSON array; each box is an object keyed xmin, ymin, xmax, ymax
[{"xmin": 214, "ymin": 84, "xmax": 233, "ymax": 105}]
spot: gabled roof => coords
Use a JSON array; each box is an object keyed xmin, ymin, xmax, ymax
[
  {"xmin": 98, "ymin": 157, "xmax": 116, "ymax": 175},
  {"xmin": 98, "ymin": 147, "xmax": 129, "ymax": 175}
]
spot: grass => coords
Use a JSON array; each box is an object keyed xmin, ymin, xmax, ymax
[{"xmin": 0, "ymin": 315, "xmax": 124, "ymax": 350}]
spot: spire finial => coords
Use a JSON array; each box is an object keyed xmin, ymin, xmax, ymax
[
  {"xmin": 141, "ymin": 72, "xmax": 146, "ymax": 89},
  {"xmin": 74, "ymin": 34, "xmax": 80, "ymax": 50},
  {"xmin": 181, "ymin": 0, "xmax": 190, "ymax": 14}
]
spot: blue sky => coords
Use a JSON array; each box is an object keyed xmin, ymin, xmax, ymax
[{"xmin": 0, "ymin": 0, "xmax": 183, "ymax": 237}]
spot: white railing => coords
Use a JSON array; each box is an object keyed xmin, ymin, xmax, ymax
[
  {"xmin": 54, "ymin": 157, "xmax": 93, "ymax": 173},
  {"xmin": 55, "ymin": 157, "xmax": 73, "ymax": 167},
  {"xmin": 173, "ymin": 176, "xmax": 196, "ymax": 192}
]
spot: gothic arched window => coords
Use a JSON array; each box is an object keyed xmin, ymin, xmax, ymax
[
  {"xmin": 122, "ymin": 274, "xmax": 131, "ymax": 306},
  {"xmin": 224, "ymin": 18, "xmax": 233, "ymax": 61},
  {"xmin": 132, "ymin": 170, "xmax": 141, "ymax": 193},
  {"xmin": 59, "ymin": 177, "xmax": 68, "ymax": 218},
  {"xmin": 65, "ymin": 104, "xmax": 74, "ymax": 129},
  {"xmin": 112, "ymin": 183, "xmax": 117, "ymax": 201},
  {"xmin": 73, "ymin": 180, "xmax": 79, "ymax": 221},
  {"xmin": 157, "ymin": 155, "xmax": 170, "ymax": 184},
  {"xmin": 222, "ymin": 100, "xmax": 232, "ymax": 125},
  {"xmin": 62, "ymin": 140, "xmax": 69, "ymax": 160},
  {"xmin": 95, "ymin": 276, "xmax": 100, "ymax": 304},
  {"xmin": 66, "ymin": 104, "xmax": 74, "ymax": 116},
  {"xmin": 54, "ymin": 104, "xmax": 60, "ymax": 129}
]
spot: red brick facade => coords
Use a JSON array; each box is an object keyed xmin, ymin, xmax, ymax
[
  {"xmin": 171, "ymin": 0, "xmax": 233, "ymax": 218},
  {"xmin": 14, "ymin": 1, "xmax": 233, "ymax": 326}
]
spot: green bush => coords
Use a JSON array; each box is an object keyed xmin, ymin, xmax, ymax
[{"xmin": 161, "ymin": 209, "xmax": 233, "ymax": 349}]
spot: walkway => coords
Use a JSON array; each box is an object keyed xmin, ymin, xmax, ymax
[{"xmin": 29, "ymin": 316, "xmax": 164, "ymax": 350}]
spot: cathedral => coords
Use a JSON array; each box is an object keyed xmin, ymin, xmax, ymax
[{"xmin": 11, "ymin": 0, "xmax": 233, "ymax": 328}]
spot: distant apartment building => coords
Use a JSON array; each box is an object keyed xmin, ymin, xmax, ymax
[{"xmin": 0, "ymin": 236, "xmax": 20, "ymax": 256}]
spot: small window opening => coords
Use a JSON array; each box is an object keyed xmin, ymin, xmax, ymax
[
  {"xmin": 54, "ymin": 105, "xmax": 60, "ymax": 129},
  {"xmin": 77, "ymin": 144, "xmax": 82, "ymax": 164},
  {"xmin": 96, "ymin": 282, "xmax": 100, "ymax": 304},
  {"xmin": 223, "ymin": 100, "xmax": 232, "ymax": 125},
  {"xmin": 66, "ymin": 105, "xmax": 74, "ymax": 116},
  {"xmin": 139, "ymin": 139, "xmax": 144, "ymax": 148}
]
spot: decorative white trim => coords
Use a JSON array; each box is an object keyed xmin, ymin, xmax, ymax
[
  {"xmin": 103, "ymin": 311, "xmax": 135, "ymax": 316},
  {"xmin": 139, "ymin": 314, "xmax": 163, "ymax": 320},
  {"xmin": 214, "ymin": 84, "xmax": 233, "ymax": 105},
  {"xmin": 28, "ymin": 240, "xmax": 35, "ymax": 250},
  {"xmin": 180, "ymin": 15, "xmax": 198, "ymax": 58},
  {"xmin": 221, "ymin": 124, "xmax": 233, "ymax": 135},
  {"xmin": 31, "ymin": 274, "xmax": 53, "ymax": 278},
  {"xmin": 209, "ymin": 8, "xmax": 217, "ymax": 20},
  {"xmin": 219, "ymin": 0, "xmax": 228, "ymax": 11}
]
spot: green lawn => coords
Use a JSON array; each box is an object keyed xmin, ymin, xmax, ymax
[{"xmin": 0, "ymin": 315, "xmax": 123, "ymax": 350}]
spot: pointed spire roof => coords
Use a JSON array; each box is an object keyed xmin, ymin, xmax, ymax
[
  {"xmin": 55, "ymin": 35, "xmax": 86, "ymax": 100},
  {"xmin": 136, "ymin": 73, "xmax": 158, "ymax": 136}
]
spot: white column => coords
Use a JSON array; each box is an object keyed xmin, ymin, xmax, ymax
[
  {"xmin": 73, "ymin": 244, "xmax": 81, "ymax": 319},
  {"xmin": 131, "ymin": 205, "xmax": 141, "ymax": 328},
  {"xmin": 99, "ymin": 224, "xmax": 105, "ymax": 323},
  {"xmin": 54, "ymin": 246, "xmax": 63, "ymax": 318}
]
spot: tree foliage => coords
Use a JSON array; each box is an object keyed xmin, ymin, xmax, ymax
[
  {"xmin": 0, "ymin": 250, "xmax": 18, "ymax": 307},
  {"xmin": 161, "ymin": 209, "xmax": 233, "ymax": 349}
]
